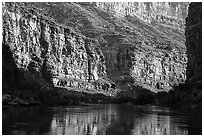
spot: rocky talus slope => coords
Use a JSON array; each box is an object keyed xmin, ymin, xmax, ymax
[{"xmin": 2, "ymin": 2, "xmax": 189, "ymax": 105}]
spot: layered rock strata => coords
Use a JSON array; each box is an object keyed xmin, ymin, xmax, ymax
[
  {"xmin": 2, "ymin": 3, "xmax": 116, "ymax": 96},
  {"xmin": 90, "ymin": 2, "xmax": 189, "ymax": 93},
  {"xmin": 130, "ymin": 47, "xmax": 187, "ymax": 92},
  {"xmin": 94, "ymin": 2, "xmax": 189, "ymax": 28},
  {"xmin": 52, "ymin": 2, "xmax": 188, "ymax": 93},
  {"xmin": 2, "ymin": 2, "xmax": 189, "ymax": 95},
  {"xmin": 103, "ymin": 45, "xmax": 187, "ymax": 93}
]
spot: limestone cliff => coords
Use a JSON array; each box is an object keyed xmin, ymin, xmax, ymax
[{"xmin": 2, "ymin": 2, "xmax": 116, "ymax": 97}]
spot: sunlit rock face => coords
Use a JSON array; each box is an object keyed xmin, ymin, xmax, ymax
[
  {"xmin": 95, "ymin": 2, "xmax": 189, "ymax": 29},
  {"xmin": 2, "ymin": 3, "xmax": 116, "ymax": 96},
  {"xmin": 185, "ymin": 2, "xmax": 202, "ymax": 81},
  {"xmin": 2, "ymin": 2, "xmax": 189, "ymax": 95},
  {"xmin": 31, "ymin": 2, "xmax": 188, "ymax": 93},
  {"xmin": 89, "ymin": 2, "xmax": 189, "ymax": 93},
  {"xmin": 102, "ymin": 37, "xmax": 187, "ymax": 93},
  {"xmin": 130, "ymin": 48, "xmax": 187, "ymax": 92}
]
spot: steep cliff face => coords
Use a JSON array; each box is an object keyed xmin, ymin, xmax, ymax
[
  {"xmin": 2, "ymin": 2, "xmax": 189, "ymax": 96},
  {"xmin": 185, "ymin": 2, "xmax": 202, "ymax": 81},
  {"xmin": 130, "ymin": 47, "xmax": 187, "ymax": 92},
  {"xmin": 80, "ymin": 2, "xmax": 188, "ymax": 93},
  {"xmin": 2, "ymin": 3, "xmax": 116, "ymax": 97},
  {"xmin": 95, "ymin": 2, "xmax": 189, "ymax": 29},
  {"xmin": 155, "ymin": 3, "xmax": 202, "ymax": 107},
  {"xmin": 91, "ymin": 2, "xmax": 188, "ymax": 92}
]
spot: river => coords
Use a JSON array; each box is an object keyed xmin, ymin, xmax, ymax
[{"xmin": 2, "ymin": 104, "xmax": 202, "ymax": 135}]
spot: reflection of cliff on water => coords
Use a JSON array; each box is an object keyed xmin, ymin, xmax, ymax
[
  {"xmin": 49, "ymin": 104, "xmax": 118, "ymax": 135},
  {"xmin": 2, "ymin": 104, "xmax": 201, "ymax": 135},
  {"xmin": 130, "ymin": 106, "xmax": 188, "ymax": 135},
  {"xmin": 49, "ymin": 105, "xmax": 194, "ymax": 135},
  {"xmin": 104, "ymin": 105, "xmax": 189, "ymax": 135}
]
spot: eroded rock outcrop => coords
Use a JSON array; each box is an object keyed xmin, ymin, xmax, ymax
[{"xmin": 2, "ymin": 2, "xmax": 117, "ymax": 97}]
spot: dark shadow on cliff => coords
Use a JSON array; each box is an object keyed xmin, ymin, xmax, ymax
[
  {"xmin": 2, "ymin": 43, "xmax": 50, "ymax": 106},
  {"xmin": 156, "ymin": 2, "xmax": 202, "ymax": 109},
  {"xmin": 117, "ymin": 86, "xmax": 156, "ymax": 105},
  {"xmin": 2, "ymin": 43, "xmax": 23, "ymax": 89},
  {"xmin": 114, "ymin": 76, "xmax": 156, "ymax": 105},
  {"xmin": 155, "ymin": 79, "xmax": 202, "ymax": 109}
]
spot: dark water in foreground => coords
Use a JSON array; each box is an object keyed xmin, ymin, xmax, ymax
[{"xmin": 2, "ymin": 104, "xmax": 202, "ymax": 135}]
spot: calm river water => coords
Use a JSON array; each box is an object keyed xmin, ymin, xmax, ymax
[{"xmin": 2, "ymin": 104, "xmax": 202, "ymax": 135}]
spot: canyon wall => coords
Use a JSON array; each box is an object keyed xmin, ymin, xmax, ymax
[
  {"xmin": 101, "ymin": 34, "xmax": 187, "ymax": 93},
  {"xmin": 88, "ymin": 2, "xmax": 188, "ymax": 93},
  {"xmin": 2, "ymin": 3, "xmax": 116, "ymax": 96},
  {"xmin": 130, "ymin": 47, "xmax": 187, "ymax": 92},
  {"xmin": 2, "ymin": 2, "xmax": 189, "ymax": 96},
  {"xmin": 94, "ymin": 2, "xmax": 189, "ymax": 28},
  {"xmin": 185, "ymin": 2, "xmax": 202, "ymax": 81}
]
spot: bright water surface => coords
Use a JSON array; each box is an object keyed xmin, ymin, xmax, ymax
[{"xmin": 2, "ymin": 104, "xmax": 202, "ymax": 135}]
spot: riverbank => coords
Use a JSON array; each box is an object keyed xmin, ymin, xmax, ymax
[
  {"xmin": 2, "ymin": 87, "xmax": 118, "ymax": 107},
  {"xmin": 155, "ymin": 78, "xmax": 202, "ymax": 109},
  {"xmin": 3, "ymin": 76, "xmax": 202, "ymax": 109},
  {"xmin": 3, "ymin": 84, "xmax": 202, "ymax": 110}
]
